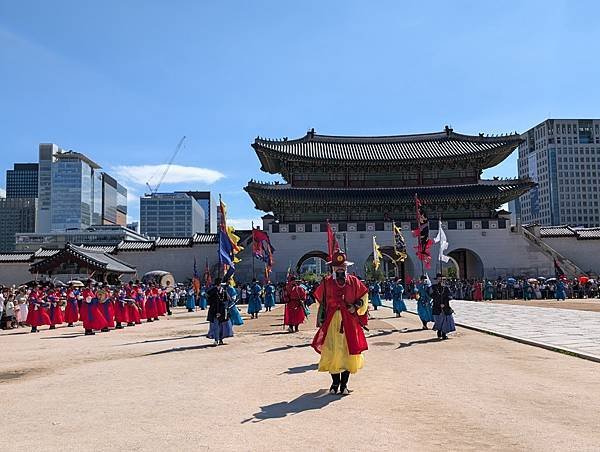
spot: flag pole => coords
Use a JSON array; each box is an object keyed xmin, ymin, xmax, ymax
[{"xmin": 251, "ymin": 221, "xmax": 256, "ymax": 280}]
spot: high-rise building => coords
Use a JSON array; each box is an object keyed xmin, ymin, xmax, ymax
[
  {"xmin": 35, "ymin": 144, "xmax": 127, "ymax": 232},
  {"xmin": 0, "ymin": 198, "xmax": 37, "ymax": 251},
  {"xmin": 6, "ymin": 163, "xmax": 39, "ymax": 198},
  {"xmin": 517, "ymin": 119, "xmax": 600, "ymax": 227},
  {"xmin": 140, "ymin": 192, "xmax": 205, "ymax": 237},
  {"xmin": 101, "ymin": 173, "xmax": 128, "ymax": 226},
  {"xmin": 177, "ymin": 191, "xmax": 217, "ymax": 233}
]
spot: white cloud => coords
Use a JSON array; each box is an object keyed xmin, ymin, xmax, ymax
[
  {"xmin": 0, "ymin": 188, "xmax": 5, "ymax": 198},
  {"xmin": 227, "ymin": 218, "xmax": 262, "ymax": 230},
  {"xmin": 112, "ymin": 164, "xmax": 224, "ymax": 187}
]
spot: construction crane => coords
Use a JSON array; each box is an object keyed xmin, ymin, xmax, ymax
[{"xmin": 145, "ymin": 135, "xmax": 187, "ymax": 195}]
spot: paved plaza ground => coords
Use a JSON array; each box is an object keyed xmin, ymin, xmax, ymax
[
  {"xmin": 396, "ymin": 299, "xmax": 600, "ymax": 361},
  {"xmin": 1, "ymin": 304, "xmax": 599, "ymax": 451}
]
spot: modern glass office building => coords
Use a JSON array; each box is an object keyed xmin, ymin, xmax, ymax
[
  {"xmin": 140, "ymin": 192, "xmax": 205, "ymax": 237},
  {"xmin": 6, "ymin": 163, "xmax": 39, "ymax": 198},
  {"xmin": 517, "ymin": 119, "xmax": 600, "ymax": 227},
  {"xmin": 36, "ymin": 144, "xmax": 127, "ymax": 232},
  {"xmin": 177, "ymin": 191, "xmax": 217, "ymax": 233}
]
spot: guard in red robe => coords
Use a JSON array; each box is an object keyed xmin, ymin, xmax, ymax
[
  {"xmin": 134, "ymin": 283, "xmax": 147, "ymax": 320},
  {"xmin": 126, "ymin": 284, "xmax": 141, "ymax": 325},
  {"xmin": 283, "ymin": 276, "xmax": 307, "ymax": 333},
  {"xmin": 98, "ymin": 285, "xmax": 114, "ymax": 332},
  {"xmin": 114, "ymin": 288, "xmax": 129, "ymax": 329},
  {"xmin": 311, "ymin": 251, "xmax": 369, "ymax": 395},
  {"xmin": 145, "ymin": 285, "xmax": 157, "ymax": 322},
  {"xmin": 80, "ymin": 283, "xmax": 106, "ymax": 335},
  {"xmin": 64, "ymin": 285, "xmax": 80, "ymax": 326},
  {"xmin": 47, "ymin": 287, "xmax": 65, "ymax": 329},
  {"xmin": 27, "ymin": 287, "xmax": 51, "ymax": 333}
]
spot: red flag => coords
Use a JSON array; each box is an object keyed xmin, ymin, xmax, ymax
[
  {"xmin": 326, "ymin": 220, "xmax": 340, "ymax": 262},
  {"xmin": 203, "ymin": 259, "xmax": 212, "ymax": 287},
  {"xmin": 412, "ymin": 194, "xmax": 433, "ymax": 269}
]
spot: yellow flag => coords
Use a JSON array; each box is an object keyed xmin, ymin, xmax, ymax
[{"xmin": 373, "ymin": 235, "xmax": 382, "ymax": 270}]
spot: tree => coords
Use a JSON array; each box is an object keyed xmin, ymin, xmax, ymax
[{"xmin": 365, "ymin": 262, "xmax": 384, "ymax": 282}]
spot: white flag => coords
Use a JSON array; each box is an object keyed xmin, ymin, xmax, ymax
[{"xmin": 434, "ymin": 220, "xmax": 450, "ymax": 263}]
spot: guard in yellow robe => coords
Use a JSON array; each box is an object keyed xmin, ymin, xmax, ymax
[{"xmin": 311, "ymin": 251, "xmax": 369, "ymax": 395}]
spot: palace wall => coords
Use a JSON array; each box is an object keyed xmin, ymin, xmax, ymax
[{"xmin": 540, "ymin": 238, "xmax": 599, "ymax": 274}]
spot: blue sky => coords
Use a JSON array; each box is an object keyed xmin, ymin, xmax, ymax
[{"xmin": 2, "ymin": 0, "xmax": 600, "ymax": 228}]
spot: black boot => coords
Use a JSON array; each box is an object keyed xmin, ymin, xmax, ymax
[
  {"xmin": 31, "ymin": 326, "xmax": 38, "ymax": 333},
  {"xmin": 49, "ymin": 325, "xmax": 56, "ymax": 330},
  {"xmin": 101, "ymin": 327, "xmax": 109, "ymax": 332},
  {"xmin": 127, "ymin": 322, "xmax": 135, "ymax": 327},
  {"xmin": 115, "ymin": 323, "xmax": 124, "ymax": 329},
  {"xmin": 330, "ymin": 373, "xmax": 341, "ymax": 394},
  {"xmin": 85, "ymin": 329, "xmax": 95, "ymax": 336},
  {"xmin": 340, "ymin": 371, "xmax": 350, "ymax": 395},
  {"xmin": 68, "ymin": 323, "xmax": 74, "ymax": 327}
]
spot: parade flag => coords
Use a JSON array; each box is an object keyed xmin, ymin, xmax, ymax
[
  {"xmin": 218, "ymin": 197, "xmax": 243, "ymax": 279},
  {"xmin": 433, "ymin": 220, "xmax": 450, "ymax": 263},
  {"xmin": 326, "ymin": 220, "xmax": 340, "ymax": 262},
  {"xmin": 203, "ymin": 258, "xmax": 212, "ymax": 287},
  {"xmin": 372, "ymin": 235, "xmax": 382, "ymax": 270},
  {"xmin": 554, "ymin": 258, "xmax": 566, "ymax": 279},
  {"xmin": 252, "ymin": 228, "xmax": 275, "ymax": 268},
  {"xmin": 192, "ymin": 257, "xmax": 201, "ymax": 295},
  {"xmin": 392, "ymin": 222, "xmax": 407, "ymax": 262},
  {"xmin": 412, "ymin": 194, "xmax": 433, "ymax": 269}
]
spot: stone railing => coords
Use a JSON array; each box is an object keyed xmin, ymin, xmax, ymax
[{"xmin": 521, "ymin": 227, "xmax": 584, "ymax": 276}]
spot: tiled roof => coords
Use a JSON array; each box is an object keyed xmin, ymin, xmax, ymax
[
  {"xmin": 117, "ymin": 240, "xmax": 156, "ymax": 251},
  {"xmin": 0, "ymin": 253, "xmax": 34, "ymax": 263},
  {"xmin": 76, "ymin": 245, "xmax": 117, "ymax": 253},
  {"xmin": 192, "ymin": 233, "xmax": 219, "ymax": 244},
  {"xmin": 253, "ymin": 128, "xmax": 523, "ymax": 174},
  {"xmin": 539, "ymin": 226, "xmax": 600, "ymax": 240},
  {"xmin": 574, "ymin": 228, "xmax": 600, "ymax": 240},
  {"xmin": 539, "ymin": 226, "xmax": 576, "ymax": 237},
  {"xmin": 245, "ymin": 179, "xmax": 534, "ymax": 211},
  {"xmin": 155, "ymin": 237, "xmax": 193, "ymax": 247},
  {"xmin": 33, "ymin": 249, "xmax": 61, "ymax": 258},
  {"xmin": 30, "ymin": 244, "xmax": 136, "ymax": 274}
]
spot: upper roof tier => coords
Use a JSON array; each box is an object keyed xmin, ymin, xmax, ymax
[{"xmin": 252, "ymin": 126, "xmax": 523, "ymax": 175}]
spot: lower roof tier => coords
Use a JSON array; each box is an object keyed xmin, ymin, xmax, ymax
[{"xmin": 245, "ymin": 179, "xmax": 534, "ymax": 221}]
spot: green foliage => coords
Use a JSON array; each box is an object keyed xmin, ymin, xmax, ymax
[
  {"xmin": 301, "ymin": 271, "xmax": 323, "ymax": 283},
  {"xmin": 365, "ymin": 262, "xmax": 385, "ymax": 281},
  {"xmin": 447, "ymin": 266, "xmax": 457, "ymax": 279}
]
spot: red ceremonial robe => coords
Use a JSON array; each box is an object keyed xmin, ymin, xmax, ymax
[
  {"xmin": 311, "ymin": 275, "xmax": 369, "ymax": 356},
  {"xmin": 283, "ymin": 281, "xmax": 307, "ymax": 326}
]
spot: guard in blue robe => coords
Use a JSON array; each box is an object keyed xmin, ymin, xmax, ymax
[
  {"xmin": 555, "ymin": 280, "xmax": 566, "ymax": 301},
  {"xmin": 264, "ymin": 283, "xmax": 276, "ymax": 311},
  {"xmin": 417, "ymin": 276, "xmax": 434, "ymax": 329},
  {"xmin": 185, "ymin": 290, "xmax": 196, "ymax": 312},
  {"xmin": 391, "ymin": 279, "xmax": 407, "ymax": 317},
  {"xmin": 247, "ymin": 279, "xmax": 263, "ymax": 318},
  {"xmin": 226, "ymin": 284, "xmax": 244, "ymax": 326},
  {"xmin": 199, "ymin": 287, "xmax": 208, "ymax": 310},
  {"xmin": 383, "ymin": 282, "xmax": 393, "ymax": 301},
  {"xmin": 370, "ymin": 282, "xmax": 382, "ymax": 310}
]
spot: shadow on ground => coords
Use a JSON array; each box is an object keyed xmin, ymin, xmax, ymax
[
  {"xmin": 396, "ymin": 337, "xmax": 442, "ymax": 349},
  {"xmin": 241, "ymin": 389, "xmax": 338, "ymax": 423},
  {"xmin": 145, "ymin": 343, "xmax": 216, "ymax": 356},
  {"xmin": 263, "ymin": 343, "xmax": 311, "ymax": 353},
  {"xmin": 280, "ymin": 363, "xmax": 318, "ymax": 375}
]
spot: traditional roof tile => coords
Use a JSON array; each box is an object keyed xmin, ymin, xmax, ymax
[
  {"xmin": 245, "ymin": 179, "xmax": 534, "ymax": 211},
  {"xmin": 575, "ymin": 228, "xmax": 600, "ymax": 240},
  {"xmin": 253, "ymin": 128, "xmax": 523, "ymax": 174},
  {"xmin": 33, "ymin": 249, "xmax": 61, "ymax": 258},
  {"xmin": 192, "ymin": 233, "xmax": 219, "ymax": 244},
  {"xmin": 155, "ymin": 237, "xmax": 193, "ymax": 247},
  {"xmin": 0, "ymin": 253, "xmax": 34, "ymax": 263},
  {"xmin": 117, "ymin": 240, "xmax": 156, "ymax": 251},
  {"xmin": 30, "ymin": 244, "xmax": 136, "ymax": 274},
  {"xmin": 539, "ymin": 226, "xmax": 576, "ymax": 237}
]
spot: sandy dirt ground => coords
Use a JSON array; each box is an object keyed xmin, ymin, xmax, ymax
[
  {"xmin": 1, "ymin": 305, "xmax": 599, "ymax": 452},
  {"xmin": 488, "ymin": 298, "xmax": 600, "ymax": 312}
]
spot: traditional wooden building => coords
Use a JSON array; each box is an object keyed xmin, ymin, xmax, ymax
[
  {"xmin": 246, "ymin": 126, "xmax": 533, "ymax": 222},
  {"xmin": 243, "ymin": 127, "xmax": 559, "ymax": 280}
]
